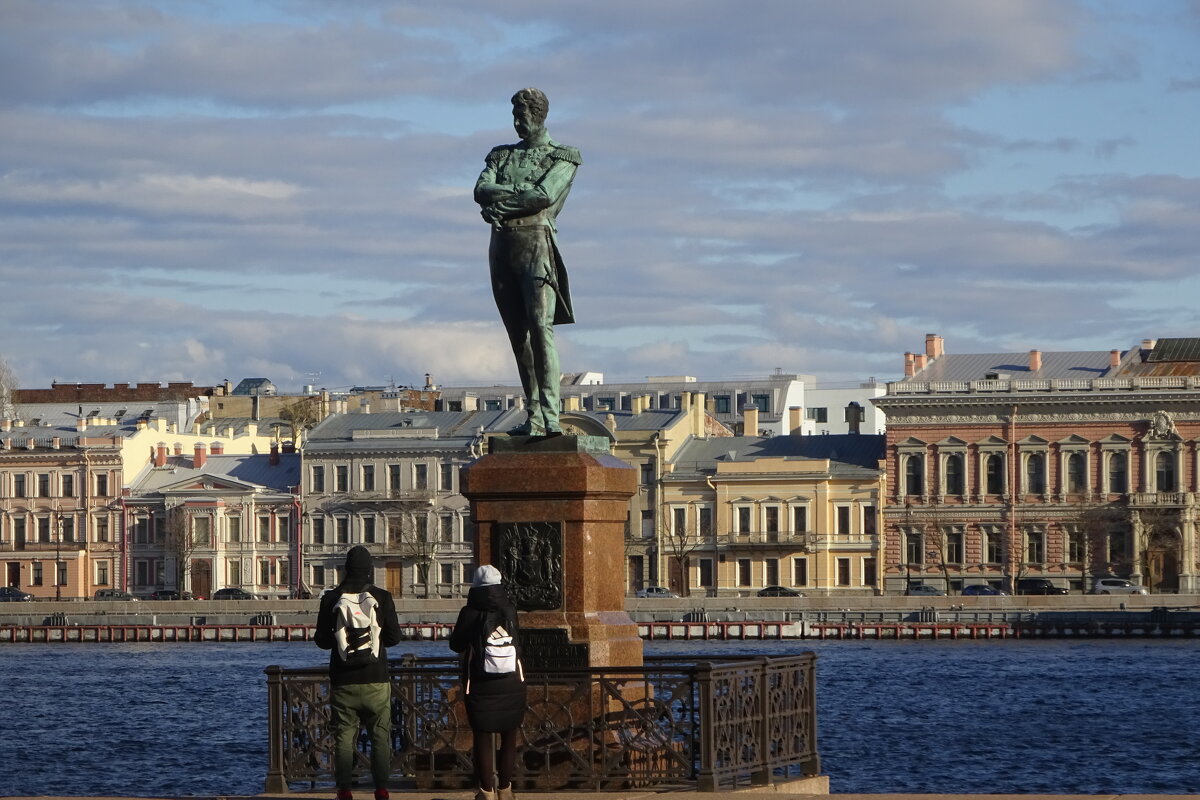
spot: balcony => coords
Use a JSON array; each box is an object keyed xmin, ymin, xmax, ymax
[{"xmin": 1129, "ymin": 492, "xmax": 1192, "ymax": 508}]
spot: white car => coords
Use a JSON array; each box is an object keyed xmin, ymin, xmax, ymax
[
  {"xmin": 635, "ymin": 586, "xmax": 679, "ymax": 598},
  {"xmin": 1090, "ymin": 578, "xmax": 1148, "ymax": 595}
]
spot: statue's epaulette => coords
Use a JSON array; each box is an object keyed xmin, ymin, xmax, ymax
[{"xmin": 549, "ymin": 144, "xmax": 582, "ymax": 166}]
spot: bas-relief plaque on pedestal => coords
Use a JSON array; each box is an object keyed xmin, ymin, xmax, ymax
[{"xmin": 497, "ymin": 520, "xmax": 563, "ymax": 611}]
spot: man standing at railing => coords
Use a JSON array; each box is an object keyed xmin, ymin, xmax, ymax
[{"xmin": 315, "ymin": 546, "xmax": 403, "ymax": 800}]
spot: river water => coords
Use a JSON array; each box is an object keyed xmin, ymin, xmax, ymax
[{"xmin": 0, "ymin": 639, "xmax": 1196, "ymax": 796}]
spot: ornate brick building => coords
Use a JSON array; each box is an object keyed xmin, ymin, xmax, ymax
[{"xmin": 874, "ymin": 335, "xmax": 1199, "ymax": 594}]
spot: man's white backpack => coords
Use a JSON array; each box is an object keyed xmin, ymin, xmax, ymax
[{"xmin": 333, "ymin": 589, "xmax": 381, "ymax": 666}]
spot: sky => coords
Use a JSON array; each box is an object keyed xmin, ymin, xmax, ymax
[{"xmin": 2, "ymin": 0, "xmax": 1199, "ymax": 394}]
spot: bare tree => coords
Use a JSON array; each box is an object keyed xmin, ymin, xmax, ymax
[
  {"xmin": 278, "ymin": 395, "xmax": 323, "ymax": 446},
  {"xmin": 0, "ymin": 357, "xmax": 16, "ymax": 418},
  {"xmin": 384, "ymin": 497, "xmax": 439, "ymax": 597},
  {"xmin": 661, "ymin": 517, "xmax": 706, "ymax": 598},
  {"xmin": 163, "ymin": 506, "xmax": 204, "ymax": 595}
]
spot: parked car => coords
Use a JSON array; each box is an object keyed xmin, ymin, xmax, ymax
[
  {"xmin": 906, "ymin": 583, "xmax": 946, "ymax": 596},
  {"xmin": 148, "ymin": 589, "xmax": 193, "ymax": 600},
  {"xmin": 1090, "ymin": 578, "xmax": 1148, "ymax": 595},
  {"xmin": 1015, "ymin": 578, "xmax": 1069, "ymax": 596},
  {"xmin": 757, "ymin": 585, "xmax": 803, "ymax": 597},
  {"xmin": 211, "ymin": 587, "xmax": 257, "ymax": 601},
  {"xmin": 961, "ymin": 584, "xmax": 1008, "ymax": 596},
  {"xmin": 635, "ymin": 586, "xmax": 678, "ymax": 599},
  {"xmin": 94, "ymin": 589, "xmax": 138, "ymax": 601},
  {"xmin": 0, "ymin": 586, "xmax": 33, "ymax": 602}
]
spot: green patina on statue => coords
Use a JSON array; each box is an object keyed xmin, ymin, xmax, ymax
[{"xmin": 475, "ymin": 88, "xmax": 581, "ymax": 437}]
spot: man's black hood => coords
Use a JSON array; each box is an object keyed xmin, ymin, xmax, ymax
[
  {"xmin": 467, "ymin": 583, "xmax": 511, "ymax": 612},
  {"xmin": 341, "ymin": 545, "xmax": 374, "ymax": 591}
]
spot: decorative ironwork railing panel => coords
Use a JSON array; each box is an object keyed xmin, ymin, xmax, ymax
[{"xmin": 265, "ymin": 653, "xmax": 817, "ymax": 793}]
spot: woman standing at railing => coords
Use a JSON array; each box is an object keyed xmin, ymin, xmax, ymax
[{"xmin": 450, "ymin": 565, "xmax": 527, "ymax": 800}]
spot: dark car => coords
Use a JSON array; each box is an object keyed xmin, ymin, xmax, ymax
[
  {"xmin": 1015, "ymin": 578, "xmax": 1069, "ymax": 596},
  {"xmin": 961, "ymin": 585, "xmax": 1008, "ymax": 596},
  {"xmin": 94, "ymin": 588, "xmax": 138, "ymax": 601},
  {"xmin": 0, "ymin": 586, "xmax": 33, "ymax": 602},
  {"xmin": 211, "ymin": 587, "xmax": 257, "ymax": 601},
  {"xmin": 149, "ymin": 589, "xmax": 192, "ymax": 600},
  {"xmin": 757, "ymin": 585, "xmax": 803, "ymax": 597}
]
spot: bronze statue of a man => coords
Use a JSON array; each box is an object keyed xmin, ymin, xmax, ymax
[{"xmin": 475, "ymin": 88, "xmax": 581, "ymax": 437}]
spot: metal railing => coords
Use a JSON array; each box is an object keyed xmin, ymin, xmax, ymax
[{"xmin": 264, "ymin": 653, "xmax": 818, "ymax": 793}]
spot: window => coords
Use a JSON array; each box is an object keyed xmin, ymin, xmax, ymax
[
  {"xmin": 672, "ymin": 507, "xmax": 687, "ymax": 536},
  {"xmin": 1156, "ymin": 451, "xmax": 1176, "ymax": 492},
  {"xmin": 32, "ymin": 561, "xmax": 43, "ymax": 586},
  {"xmin": 312, "ymin": 565, "xmax": 325, "ymax": 587},
  {"xmin": 334, "ymin": 466, "xmax": 348, "ymax": 493},
  {"xmin": 1025, "ymin": 453, "xmax": 1045, "ymax": 494},
  {"xmin": 134, "ymin": 517, "xmax": 150, "ymax": 544},
  {"xmin": 415, "ymin": 515, "xmax": 429, "ymax": 542},
  {"xmin": 278, "ymin": 559, "xmax": 290, "ymax": 586},
  {"xmin": 765, "ymin": 506, "xmax": 780, "ymax": 537},
  {"xmin": 737, "ymin": 559, "xmax": 751, "ymax": 586},
  {"xmin": 793, "ymin": 558, "xmax": 808, "ymax": 586},
  {"xmin": 1067, "ymin": 528, "xmax": 1084, "ymax": 563},
  {"xmin": 258, "ymin": 517, "xmax": 270, "ymax": 543},
  {"xmin": 310, "ymin": 466, "xmax": 325, "ymax": 493},
  {"xmin": 904, "ymin": 455, "xmax": 924, "ymax": 495},
  {"xmin": 640, "ymin": 510, "xmax": 654, "ymax": 538},
  {"xmin": 336, "ymin": 518, "xmax": 349, "ymax": 544},
  {"xmin": 863, "ymin": 557, "xmax": 877, "ymax": 587},
  {"xmin": 835, "ymin": 506, "xmax": 851, "ymax": 535},
  {"xmin": 389, "ymin": 464, "xmax": 402, "ymax": 491},
  {"xmin": 37, "ymin": 473, "xmax": 50, "ymax": 497},
  {"xmin": 95, "ymin": 473, "xmax": 108, "ymax": 497},
  {"xmin": 38, "ymin": 517, "xmax": 51, "ymax": 543},
  {"xmin": 698, "ymin": 507, "xmax": 713, "ymax": 537},
  {"xmin": 751, "ymin": 394, "xmax": 769, "ymax": 413},
  {"xmin": 765, "ymin": 558, "xmax": 779, "ymax": 585},
  {"xmin": 946, "ymin": 530, "xmax": 964, "ymax": 564},
  {"xmin": 640, "ymin": 463, "xmax": 654, "ymax": 486},
  {"xmin": 1108, "ymin": 452, "xmax": 1128, "ymax": 493},
  {"xmin": 985, "ymin": 529, "xmax": 1003, "ymax": 564},
  {"xmin": 13, "ymin": 474, "xmax": 26, "ymax": 498},
  {"xmin": 94, "ymin": 516, "xmax": 109, "ymax": 543},
  {"xmin": 1108, "ymin": 529, "xmax": 1129, "ymax": 564},
  {"xmin": 462, "ymin": 563, "xmax": 475, "ymax": 584},
  {"xmin": 595, "ymin": 397, "xmax": 614, "ymax": 411},
  {"xmin": 193, "ymin": 517, "xmax": 211, "ymax": 546},
  {"xmin": 440, "ymin": 563, "xmax": 455, "ymax": 585},
  {"xmin": 1066, "ymin": 453, "xmax": 1086, "ymax": 494},
  {"xmin": 61, "ymin": 474, "xmax": 74, "ymax": 498},
  {"xmin": 985, "ymin": 454, "xmax": 1004, "ymax": 494},
  {"xmin": 805, "ymin": 407, "xmax": 828, "ymax": 423},
  {"xmin": 61, "ymin": 517, "xmax": 74, "ymax": 543},
  {"xmin": 944, "ymin": 454, "xmax": 964, "ymax": 495},
  {"xmin": 837, "ymin": 558, "xmax": 851, "ymax": 586},
  {"xmin": 863, "ymin": 506, "xmax": 877, "ymax": 536},
  {"xmin": 1025, "ymin": 529, "xmax": 1044, "ymax": 564},
  {"xmin": 311, "ymin": 517, "xmax": 325, "ymax": 545},
  {"xmin": 905, "ymin": 532, "xmax": 923, "ymax": 565},
  {"xmin": 792, "ymin": 506, "xmax": 808, "ymax": 533},
  {"xmin": 440, "ymin": 515, "xmax": 453, "ymax": 542},
  {"xmin": 440, "ymin": 462, "xmax": 455, "ymax": 491},
  {"xmin": 361, "ymin": 464, "xmax": 375, "ymax": 492},
  {"xmin": 228, "ymin": 516, "xmax": 241, "ymax": 543},
  {"xmin": 363, "ymin": 517, "xmax": 376, "ymax": 544},
  {"xmin": 56, "ymin": 560, "xmax": 67, "ymax": 587},
  {"xmin": 699, "ymin": 558, "xmax": 714, "ymax": 587},
  {"xmin": 736, "ymin": 506, "xmax": 751, "ymax": 533},
  {"xmin": 714, "ymin": 395, "xmax": 731, "ymax": 414},
  {"xmin": 414, "ymin": 464, "xmax": 428, "ymax": 491},
  {"xmin": 13, "ymin": 518, "xmax": 25, "ymax": 545},
  {"xmin": 96, "ymin": 561, "xmax": 110, "ymax": 586},
  {"xmin": 260, "ymin": 559, "xmax": 272, "ymax": 585}
]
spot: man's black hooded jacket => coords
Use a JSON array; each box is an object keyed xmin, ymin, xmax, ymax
[{"xmin": 315, "ymin": 545, "xmax": 402, "ymax": 685}]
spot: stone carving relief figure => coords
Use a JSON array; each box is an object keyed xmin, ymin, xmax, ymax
[{"xmin": 475, "ymin": 88, "xmax": 581, "ymax": 437}]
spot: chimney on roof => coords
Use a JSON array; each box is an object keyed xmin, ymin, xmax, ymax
[
  {"xmin": 563, "ymin": 396, "xmax": 581, "ymax": 412},
  {"xmin": 1142, "ymin": 339, "xmax": 1156, "ymax": 351},
  {"xmin": 51, "ymin": 436, "xmax": 61, "ymax": 450},
  {"xmin": 210, "ymin": 441, "xmax": 224, "ymax": 455},
  {"xmin": 2, "ymin": 438, "xmax": 10, "ymax": 451},
  {"xmin": 252, "ymin": 395, "xmax": 261, "ymax": 421},
  {"xmin": 359, "ymin": 398, "xmax": 371, "ymax": 414},
  {"xmin": 925, "ymin": 333, "xmax": 944, "ymax": 359},
  {"xmin": 1110, "ymin": 349, "xmax": 1121, "ymax": 369},
  {"xmin": 1, "ymin": 418, "xmax": 10, "ymax": 432},
  {"xmin": 269, "ymin": 441, "xmax": 280, "ymax": 467},
  {"xmin": 155, "ymin": 443, "xmax": 167, "ymax": 467},
  {"xmin": 424, "ymin": 373, "xmax": 436, "ymax": 390},
  {"xmin": 173, "ymin": 442, "xmax": 183, "ymax": 456},
  {"xmin": 914, "ymin": 353, "xmax": 928, "ymax": 371},
  {"xmin": 743, "ymin": 405, "xmax": 759, "ymax": 437},
  {"xmin": 282, "ymin": 441, "xmax": 295, "ymax": 453},
  {"xmin": 904, "ymin": 353, "xmax": 915, "ymax": 377},
  {"xmin": 1029, "ymin": 349, "xmax": 1042, "ymax": 372},
  {"xmin": 76, "ymin": 418, "xmax": 87, "ymax": 433},
  {"xmin": 846, "ymin": 402, "xmax": 863, "ymax": 435},
  {"xmin": 194, "ymin": 442, "xmax": 207, "ymax": 469},
  {"xmin": 136, "ymin": 419, "xmax": 148, "ymax": 431},
  {"xmin": 225, "ymin": 426, "xmax": 234, "ymax": 439},
  {"xmin": 789, "ymin": 406, "xmax": 803, "ymax": 435},
  {"xmin": 25, "ymin": 437, "xmax": 34, "ymax": 450}
]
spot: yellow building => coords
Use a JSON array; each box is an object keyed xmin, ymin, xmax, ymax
[{"xmin": 660, "ymin": 431, "xmax": 885, "ymax": 596}]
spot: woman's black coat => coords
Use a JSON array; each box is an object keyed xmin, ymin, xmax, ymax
[{"xmin": 449, "ymin": 584, "xmax": 527, "ymax": 733}]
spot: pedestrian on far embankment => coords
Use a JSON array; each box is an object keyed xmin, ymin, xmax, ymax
[
  {"xmin": 450, "ymin": 564, "xmax": 527, "ymax": 800},
  {"xmin": 315, "ymin": 545, "xmax": 402, "ymax": 800}
]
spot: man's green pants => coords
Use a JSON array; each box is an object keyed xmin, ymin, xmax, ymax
[{"xmin": 330, "ymin": 682, "xmax": 392, "ymax": 790}]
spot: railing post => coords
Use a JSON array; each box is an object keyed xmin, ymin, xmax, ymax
[
  {"xmin": 752, "ymin": 657, "xmax": 770, "ymax": 786},
  {"xmin": 695, "ymin": 661, "xmax": 716, "ymax": 791},
  {"xmin": 801, "ymin": 654, "xmax": 821, "ymax": 777},
  {"xmin": 263, "ymin": 665, "xmax": 289, "ymax": 793}
]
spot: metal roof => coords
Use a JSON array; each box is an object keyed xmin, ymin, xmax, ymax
[
  {"xmin": 306, "ymin": 408, "xmax": 523, "ymax": 444},
  {"xmin": 670, "ymin": 434, "xmax": 884, "ymax": 476},
  {"xmin": 131, "ymin": 453, "xmax": 300, "ymax": 493},
  {"xmin": 909, "ymin": 351, "xmax": 1115, "ymax": 382},
  {"xmin": 1145, "ymin": 338, "xmax": 1200, "ymax": 363}
]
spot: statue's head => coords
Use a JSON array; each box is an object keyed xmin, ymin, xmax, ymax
[{"xmin": 511, "ymin": 87, "xmax": 549, "ymax": 139}]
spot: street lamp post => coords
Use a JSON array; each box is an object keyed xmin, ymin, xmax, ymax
[{"xmin": 55, "ymin": 516, "xmax": 63, "ymax": 602}]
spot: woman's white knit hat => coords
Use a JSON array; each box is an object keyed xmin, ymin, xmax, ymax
[{"xmin": 472, "ymin": 564, "xmax": 502, "ymax": 587}]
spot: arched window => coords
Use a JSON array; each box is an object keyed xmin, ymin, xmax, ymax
[
  {"xmin": 1066, "ymin": 453, "xmax": 1086, "ymax": 494},
  {"xmin": 944, "ymin": 454, "xmax": 964, "ymax": 495},
  {"xmin": 985, "ymin": 454, "xmax": 1004, "ymax": 495},
  {"xmin": 904, "ymin": 455, "xmax": 924, "ymax": 496},
  {"xmin": 1156, "ymin": 451, "xmax": 1176, "ymax": 492},
  {"xmin": 1108, "ymin": 452, "xmax": 1128, "ymax": 493},
  {"xmin": 1025, "ymin": 453, "xmax": 1045, "ymax": 494}
]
